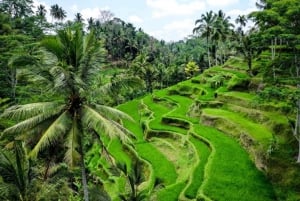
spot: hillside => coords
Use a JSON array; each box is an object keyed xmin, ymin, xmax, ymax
[{"xmin": 85, "ymin": 57, "xmax": 299, "ymax": 201}]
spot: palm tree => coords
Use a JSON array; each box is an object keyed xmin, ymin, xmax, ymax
[
  {"xmin": 235, "ymin": 15, "xmax": 247, "ymax": 35},
  {"xmin": 237, "ymin": 33, "xmax": 255, "ymax": 73},
  {"xmin": 87, "ymin": 17, "xmax": 95, "ymax": 30},
  {"xmin": 36, "ymin": 4, "xmax": 46, "ymax": 18},
  {"xmin": 193, "ymin": 11, "xmax": 216, "ymax": 68},
  {"xmin": 235, "ymin": 15, "xmax": 247, "ymax": 28},
  {"xmin": 36, "ymin": 4, "xmax": 47, "ymax": 27},
  {"xmin": 50, "ymin": 4, "xmax": 66, "ymax": 22},
  {"xmin": 50, "ymin": 4, "xmax": 59, "ymax": 22},
  {"xmin": 118, "ymin": 161, "xmax": 148, "ymax": 201},
  {"xmin": 0, "ymin": 141, "xmax": 29, "ymax": 201},
  {"xmin": 57, "ymin": 7, "xmax": 66, "ymax": 21},
  {"xmin": 211, "ymin": 10, "xmax": 234, "ymax": 65},
  {"xmin": 74, "ymin": 12, "xmax": 83, "ymax": 23},
  {"xmin": 1, "ymin": 26, "xmax": 135, "ymax": 201},
  {"xmin": 0, "ymin": 0, "xmax": 33, "ymax": 18},
  {"xmin": 131, "ymin": 52, "xmax": 157, "ymax": 93}
]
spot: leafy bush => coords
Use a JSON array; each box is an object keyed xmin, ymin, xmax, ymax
[
  {"xmin": 208, "ymin": 74, "xmax": 225, "ymax": 89},
  {"xmin": 227, "ymin": 75, "xmax": 250, "ymax": 90}
]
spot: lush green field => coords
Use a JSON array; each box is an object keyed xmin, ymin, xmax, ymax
[{"xmin": 112, "ymin": 64, "xmax": 282, "ymax": 200}]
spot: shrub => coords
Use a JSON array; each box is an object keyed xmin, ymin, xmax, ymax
[
  {"xmin": 208, "ymin": 74, "xmax": 225, "ymax": 89},
  {"xmin": 227, "ymin": 75, "xmax": 250, "ymax": 90}
]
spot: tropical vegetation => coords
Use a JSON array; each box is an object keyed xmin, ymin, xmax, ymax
[{"xmin": 0, "ymin": 0, "xmax": 300, "ymax": 200}]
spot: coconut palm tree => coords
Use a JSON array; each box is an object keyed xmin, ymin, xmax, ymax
[
  {"xmin": 118, "ymin": 161, "xmax": 148, "ymax": 201},
  {"xmin": 36, "ymin": 4, "xmax": 46, "ymax": 19},
  {"xmin": 193, "ymin": 11, "xmax": 216, "ymax": 68},
  {"xmin": 36, "ymin": 4, "xmax": 47, "ymax": 28},
  {"xmin": 87, "ymin": 17, "xmax": 95, "ymax": 30},
  {"xmin": 131, "ymin": 52, "xmax": 157, "ymax": 93},
  {"xmin": 50, "ymin": 4, "xmax": 66, "ymax": 22},
  {"xmin": 57, "ymin": 7, "xmax": 66, "ymax": 21},
  {"xmin": 74, "ymin": 12, "xmax": 84, "ymax": 24},
  {"xmin": 0, "ymin": 141, "xmax": 30, "ymax": 201},
  {"xmin": 0, "ymin": 0, "xmax": 33, "ymax": 18},
  {"xmin": 211, "ymin": 10, "xmax": 234, "ymax": 65},
  {"xmin": 235, "ymin": 15, "xmax": 247, "ymax": 28},
  {"xmin": 1, "ymin": 25, "xmax": 135, "ymax": 201},
  {"xmin": 235, "ymin": 15, "xmax": 247, "ymax": 35},
  {"xmin": 50, "ymin": 4, "xmax": 59, "ymax": 22}
]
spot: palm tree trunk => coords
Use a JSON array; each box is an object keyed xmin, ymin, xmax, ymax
[
  {"xmin": 207, "ymin": 35, "xmax": 211, "ymax": 68},
  {"xmin": 297, "ymin": 138, "xmax": 300, "ymax": 163},
  {"xmin": 79, "ymin": 137, "xmax": 89, "ymax": 201},
  {"xmin": 296, "ymin": 59, "xmax": 300, "ymax": 163},
  {"xmin": 295, "ymin": 100, "xmax": 300, "ymax": 163},
  {"xmin": 81, "ymin": 156, "xmax": 89, "ymax": 201}
]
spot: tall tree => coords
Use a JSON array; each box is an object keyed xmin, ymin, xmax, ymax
[
  {"xmin": 193, "ymin": 11, "xmax": 216, "ymax": 68},
  {"xmin": 0, "ymin": 0, "xmax": 33, "ymax": 18},
  {"xmin": 0, "ymin": 141, "xmax": 31, "ymax": 201},
  {"xmin": 74, "ymin": 12, "xmax": 84, "ymax": 24},
  {"xmin": 50, "ymin": 4, "xmax": 66, "ymax": 22},
  {"xmin": 36, "ymin": 4, "xmax": 47, "ymax": 29},
  {"xmin": 36, "ymin": 4, "xmax": 46, "ymax": 19},
  {"xmin": 87, "ymin": 17, "xmax": 95, "ymax": 31},
  {"xmin": 1, "ymin": 26, "xmax": 135, "ymax": 201},
  {"xmin": 131, "ymin": 52, "xmax": 157, "ymax": 93}
]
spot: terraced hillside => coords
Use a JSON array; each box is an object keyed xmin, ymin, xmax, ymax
[{"xmin": 90, "ymin": 59, "xmax": 296, "ymax": 200}]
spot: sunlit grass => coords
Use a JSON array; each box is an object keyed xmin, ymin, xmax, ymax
[
  {"xmin": 193, "ymin": 124, "xmax": 276, "ymax": 201},
  {"xmin": 183, "ymin": 135, "xmax": 211, "ymax": 199}
]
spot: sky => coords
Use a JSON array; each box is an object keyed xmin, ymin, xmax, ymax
[{"xmin": 33, "ymin": 0, "xmax": 258, "ymax": 42}]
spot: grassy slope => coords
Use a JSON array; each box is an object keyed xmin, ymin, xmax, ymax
[
  {"xmin": 103, "ymin": 57, "xmax": 299, "ymax": 200},
  {"xmin": 117, "ymin": 86, "xmax": 276, "ymax": 201}
]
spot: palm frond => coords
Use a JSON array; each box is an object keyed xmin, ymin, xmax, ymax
[
  {"xmin": 0, "ymin": 142, "xmax": 29, "ymax": 200},
  {"xmin": 17, "ymin": 68, "xmax": 50, "ymax": 87},
  {"xmin": 80, "ymin": 32, "xmax": 105, "ymax": 84},
  {"xmin": 0, "ymin": 151, "xmax": 18, "ymax": 185},
  {"xmin": 45, "ymin": 162, "xmax": 67, "ymax": 178},
  {"xmin": 94, "ymin": 104, "xmax": 134, "ymax": 122},
  {"xmin": 0, "ymin": 182, "xmax": 19, "ymax": 201},
  {"xmin": 2, "ymin": 108, "xmax": 64, "ymax": 136},
  {"xmin": 49, "ymin": 65, "xmax": 69, "ymax": 90},
  {"xmin": 81, "ymin": 105, "xmax": 132, "ymax": 142},
  {"xmin": 30, "ymin": 111, "xmax": 71, "ymax": 159},
  {"xmin": 96, "ymin": 76, "xmax": 143, "ymax": 100},
  {"xmin": 1, "ymin": 102, "xmax": 63, "ymax": 121},
  {"xmin": 64, "ymin": 117, "xmax": 81, "ymax": 167},
  {"xmin": 40, "ymin": 37, "xmax": 64, "ymax": 62},
  {"xmin": 13, "ymin": 141, "xmax": 28, "ymax": 196}
]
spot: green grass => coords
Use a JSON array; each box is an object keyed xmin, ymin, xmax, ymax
[
  {"xmin": 223, "ymin": 91, "xmax": 255, "ymax": 100},
  {"xmin": 156, "ymin": 182, "xmax": 186, "ymax": 201},
  {"xmin": 202, "ymin": 108, "xmax": 273, "ymax": 143},
  {"xmin": 135, "ymin": 142, "xmax": 177, "ymax": 186},
  {"xmin": 107, "ymin": 63, "xmax": 282, "ymax": 200},
  {"xmin": 193, "ymin": 125, "xmax": 276, "ymax": 201},
  {"xmin": 183, "ymin": 135, "xmax": 211, "ymax": 199},
  {"xmin": 205, "ymin": 66, "xmax": 249, "ymax": 79},
  {"xmin": 118, "ymin": 100, "xmax": 178, "ymax": 189},
  {"xmin": 223, "ymin": 56, "xmax": 249, "ymax": 70}
]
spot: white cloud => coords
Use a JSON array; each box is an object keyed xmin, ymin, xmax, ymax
[
  {"xmin": 146, "ymin": 0, "xmax": 206, "ymax": 18},
  {"xmin": 149, "ymin": 19, "xmax": 195, "ymax": 41},
  {"xmin": 70, "ymin": 4, "xmax": 79, "ymax": 13},
  {"xmin": 80, "ymin": 7, "xmax": 102, "ymax": 20},
  {"xmin": 128, "ymin": 15, "xmax": 143, "ymax": 24},
  {"xmin": 206, "ymin": 0, "xmax": 239, "ymax": 7},
  {"xmin": 227, "ymin": 7, "xmax": 256, "ymax": 17},
  {"xmin": 76, "ymin": 6, "xmax": 110, "ymax": 22}
]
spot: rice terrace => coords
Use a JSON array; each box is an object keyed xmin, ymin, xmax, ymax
[{"xmin": 0, "ymin": 0, "xmax": 300, "ymax": 200}]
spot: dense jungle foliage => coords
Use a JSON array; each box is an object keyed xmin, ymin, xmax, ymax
[{"xmin": 0, "ymin": 0, "xmax": 300, "ymax": 200}]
